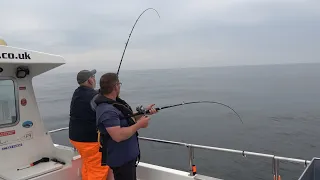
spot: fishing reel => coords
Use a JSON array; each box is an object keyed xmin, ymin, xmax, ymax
[{"xmin": 136, "ymin": 105, "xmax": 147, "ymax": 115}]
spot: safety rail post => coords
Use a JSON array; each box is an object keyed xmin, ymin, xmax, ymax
[
  {"xmin": 187, "ymin": 144, "xmax": 196, "ymax": 176},
  {"xmin": 272, "ymin": 157, "xmax": 281, "ymax": 180}
]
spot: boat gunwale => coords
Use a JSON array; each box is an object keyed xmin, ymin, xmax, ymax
[{"xmin": 48, "ymin": 127, "xmax": 311, "ymax": 179}]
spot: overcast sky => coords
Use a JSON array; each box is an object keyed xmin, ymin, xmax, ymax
[{"xmin": 1, "ymin": 0, "xmax": 319, "ymax": 72}]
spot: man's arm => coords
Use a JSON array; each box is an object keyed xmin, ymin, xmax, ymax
[
  {"xmin": 106, "ymin": 124, "xmax": 140, "ymax": 143},
  {"xmin": 100, "ymin": 110, "xmax": 141, "ymax": 142}
]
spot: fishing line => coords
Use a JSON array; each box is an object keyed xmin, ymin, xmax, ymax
[
  {"xmin": 117, "ymin": 8, "xmax": 160, "ymax": 76},
  {"xmin": 128, "ymin": 101, "xmax": 244, "ymax": 124}
]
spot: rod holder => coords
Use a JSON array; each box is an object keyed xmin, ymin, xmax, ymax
[
  {"xmin": 272, "ymin": 157, "xmax": 281, "ymax": 180},
  {"xmin": 188, "ymin": 145, "xmax": 196, "ymax": 176}
]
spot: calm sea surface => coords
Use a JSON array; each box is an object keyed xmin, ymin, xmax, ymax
[{"xmin": 33, "ymin": 63, "xmax": 320, "ymax": 180}]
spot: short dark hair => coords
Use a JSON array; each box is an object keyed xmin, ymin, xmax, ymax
[{"xmin": 100, "ymin": 73, "xmax": 119, "ymax": 95}]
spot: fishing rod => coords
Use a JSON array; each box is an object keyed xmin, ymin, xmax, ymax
[
  {"xmin": 17, "ymin": 157, "xmax": 49, "ymax": 171},
  {"xmin": 114, "ymin": 9, "xmax": 243, "ymax": 124},
  {"xmin": 128, "ymin": 101, "xmax": 244, "ymax": 124},
  {"xmin": 16, "ymin": 157, "xmax": 65, "ymax": 171},
  {"xmin": 117, "ymin": 8, "xmax": 160, "ymax": 75}
]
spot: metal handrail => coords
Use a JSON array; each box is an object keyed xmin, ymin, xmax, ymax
[
  {"xmin": 48, "ymin": 127, "xmax": 311, "ymax": 179},
  {"xmin": 48, "ymin": 127, "xmax": 69, "ymax": 133},
  {"xmin": 139, "ymin": 137, "xmax": 310, "ymax": 164}
]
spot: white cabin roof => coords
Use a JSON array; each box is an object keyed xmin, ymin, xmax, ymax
[{"xmin": 0, "ymin": 44, "xmax": 65, "ymax": 77}]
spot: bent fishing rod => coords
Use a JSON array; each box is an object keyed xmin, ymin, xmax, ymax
[
  {"xmin": 126, "ymin": 101, "xmax": 244, "ymax": 124},
  {"xmin": 117, "ymin": 8, "xmax": 160, "ymax": 76},
  {"xmin": 115, "ymin": 9, "xmax": 243, "ymax": 124}
]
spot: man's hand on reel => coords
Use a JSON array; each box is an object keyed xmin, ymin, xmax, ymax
[
  {"xmin": 145, "ymin": 104, "xmax": 158, "ymax": 115},
  {"xmin": 134, "ymin": 104, "xmax": 158, "ymax": 122}
]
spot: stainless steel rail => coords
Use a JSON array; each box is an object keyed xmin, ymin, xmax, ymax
[
  {"xmin": 48, "ymin": 127, "xmax": 69, "ymax": 133},
  {"xmin": 48, "ymin": 127, "xmax": 311, "ymax": 179}
]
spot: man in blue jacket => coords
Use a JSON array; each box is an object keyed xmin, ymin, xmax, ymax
[
  {"xmin": 95, "ymin": 72, "xmax": 157, "ymax": 180},
  {"xmin": 69, "ymin": 69, "xmax": 113, "ymax": 180}
]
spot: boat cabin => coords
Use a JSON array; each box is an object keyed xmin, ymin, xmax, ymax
[{"xmin": 0, "ymin": 39, "xmax": 82, "ymax": 180}]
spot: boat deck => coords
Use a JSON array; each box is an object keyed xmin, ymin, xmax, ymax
[{"xmin": 53, "ymin": 143, "xmax": 222, "ymax": 180}]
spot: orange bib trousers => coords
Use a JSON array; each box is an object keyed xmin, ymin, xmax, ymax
[{"xmin": 70, "ymin": 139, "xmax": 110, "ymax": 180}]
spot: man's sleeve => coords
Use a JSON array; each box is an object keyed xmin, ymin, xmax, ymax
[{"xmin": 99, "ymin": 109, "xmax": 121, "ymax": 128}]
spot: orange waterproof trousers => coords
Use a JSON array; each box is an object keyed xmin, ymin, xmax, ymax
[{"xmin": 70, "ymin": 140, "xmax": 110, "ymax": 180}]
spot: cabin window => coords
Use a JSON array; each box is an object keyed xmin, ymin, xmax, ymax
[{"xmin": 0, "ymin": 79, "xmax": 18, "ymax": 127}]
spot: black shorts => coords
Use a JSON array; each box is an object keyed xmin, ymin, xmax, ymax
[{"xmin": 111, "ymin": 160, "xmax": 137, "ymax": 180}]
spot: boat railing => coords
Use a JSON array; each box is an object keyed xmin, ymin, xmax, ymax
[{"xmin": 48, "ymin": 127, "xmax": 311, "ymax": 180}]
